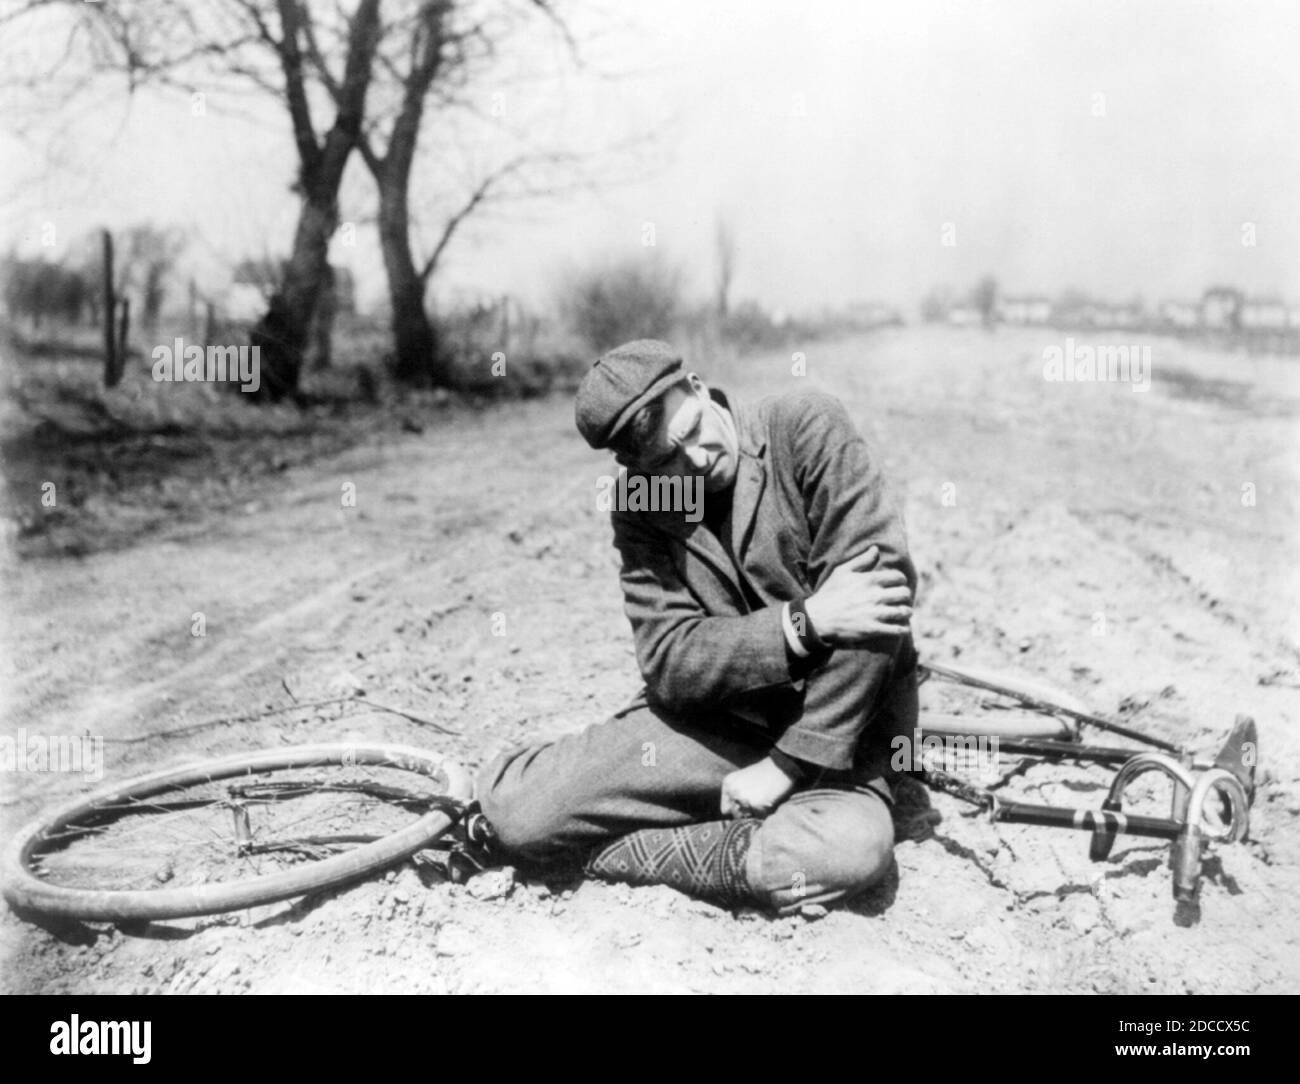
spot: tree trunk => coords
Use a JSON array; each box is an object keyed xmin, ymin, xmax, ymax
[
  {"xmin": 142, "ymin": 265, "xmax": 164, "ymax": 330},
  {"xmin": 307, "ymin": 263, "xmax": 336, "ymax": 371},
  {"xmin": 246, "ymin": 0, "xmax": 383, "ymax": 402},
  {"xmin": 249, "ymin": 197, "xmax": 336, "ymax": 401},
  {"xmin": 363, "ymin": 0, "xmax": 452, "ymax": 388},
  {"xmin": 378, "ymin": 179, "xmax": 446, "ymax": 386}
]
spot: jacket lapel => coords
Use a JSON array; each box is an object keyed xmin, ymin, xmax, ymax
[
  {"xmin": 682, "ymin": 523, "xmax": 747, "ymax": 607},
  {"xmin": 726, "ymin": 393, "xmax": 768, "ymax": 565},
  {"xmin": 638, "ymin": 481, "xmax": 744, "ymax": 607}
]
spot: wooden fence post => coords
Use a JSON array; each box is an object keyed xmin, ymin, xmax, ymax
[
  {"xmin": 117, "ymin": 296, "xmax": 131, "ymax": 373},
  {"xmin": 102, "ymin": 228, "xmax": 124, "ymax": 387}
]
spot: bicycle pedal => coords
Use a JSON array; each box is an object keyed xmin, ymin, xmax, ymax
[
  {"xmin": 446, "ymin": 844, "xmax": 489, "ymax": 885},
  {"xmin": 462, "ymin": 809, "xmax": 497, "ymax": 847}
]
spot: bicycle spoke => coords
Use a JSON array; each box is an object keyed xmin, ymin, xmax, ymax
[
  {"xmin": 4, "ymin": 746, "xmax": 470, "ymax": 920},
  {"xmin": 27, "ymin": 764, "xmax": 446, "ymax": 895}
]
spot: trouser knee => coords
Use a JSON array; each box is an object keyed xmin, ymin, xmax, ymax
[
  {"xmin": 746, "ymin": 789, "xmax": 895, "ymax": 914},
  {"xmin": 474, "ymin": 748, "xmax": 567, "ymax": 862}
]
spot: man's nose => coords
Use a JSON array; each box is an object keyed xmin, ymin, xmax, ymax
[{"xmin": 684, "ymin": 445, "xmax": 709, "ymax": 470}]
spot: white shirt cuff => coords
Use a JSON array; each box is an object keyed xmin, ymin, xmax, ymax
[{"xmin": 781, "ymin": 601, "xmax": 811, "ymax": 658}]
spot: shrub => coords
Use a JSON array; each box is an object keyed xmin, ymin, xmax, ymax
[{"xmin": 557, "ymin": 256, "xmax": 683, "ymax": 353}]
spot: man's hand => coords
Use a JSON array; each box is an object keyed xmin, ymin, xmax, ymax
[
  {"xmin": 804, "ymin": 545, "xmax": 911, "ymax": 646},
  {"xmin": 720, "ymin": 757, "xmax": 799, "ymax": 819}
]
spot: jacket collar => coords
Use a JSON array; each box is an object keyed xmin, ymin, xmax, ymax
[{"xmin": 716, "ymin": 388, "xmax": 768, "ymax": 560}]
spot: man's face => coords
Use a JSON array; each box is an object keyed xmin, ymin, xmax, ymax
[{"xmin": 617, "ymin": 379, "xmax": 739, "ymax": 494}]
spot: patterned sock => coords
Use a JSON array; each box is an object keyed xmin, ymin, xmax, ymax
[{"xmin": 584, "ymin": 818, "xmax": 761, "ymax": 908}]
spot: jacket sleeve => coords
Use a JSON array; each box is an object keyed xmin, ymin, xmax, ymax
[
  {"xmin": 612, "ymin": 511, "xmax": 794, "ymax": 713},
  {"xmin": 772, "ymin": 392, "xmax": 917, "ymax": 771}
]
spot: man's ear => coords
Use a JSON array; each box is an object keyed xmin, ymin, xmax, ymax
[{"xmin": 685, "ymin": 372, "xmax": 707, "ymax": 397}]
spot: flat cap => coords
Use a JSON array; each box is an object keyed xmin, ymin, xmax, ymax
[{"xmin": 574, "ymin": 339, "xmax": 685, "ymax": 449}]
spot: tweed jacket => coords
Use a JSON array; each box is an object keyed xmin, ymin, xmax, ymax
[{"xmin": 610, "ymin": 386, "xmax": 917, "ymax": 773}]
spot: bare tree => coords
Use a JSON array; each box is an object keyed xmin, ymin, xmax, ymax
[
  {"xmin": 244, "ymin": 0, "xmax": 383, "ymax": 399},
  {"xmin": 312, "ymin": 0, "xmax": 585, "ymax": 385},
  {"xmin": 6, "ymin": 0, "xmax": 641, "ymax": 393},
  {"xmin": 5, "ymin": 0, "xmax": 382, "ymax": 400},
  {"xmin": 714, "ymin": 213, "xmax": 737, "ymax": 319},
  {"xmin": 1, "ymin": 256, "xmax": 89, "ymax": 329},
  {"xmin": 336, "ymin": 0, "xmax": 468, "ymax": 385}
]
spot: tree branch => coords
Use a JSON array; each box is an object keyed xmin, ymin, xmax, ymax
[
  {"xmin": 418, "ymin": 155, "xmax": 529, "ymax": 282},
  {"xmin": 529, "ymin": 0, "xmax": 583, "ymax": 66},
  {"xmin": 273, "ymin": 0, "xmax": 321, "ymax": 176}
]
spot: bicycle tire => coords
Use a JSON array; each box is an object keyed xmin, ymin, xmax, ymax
[{"xmin": 1, "ymin": 742, "xmax": 472, "ymax": 923}]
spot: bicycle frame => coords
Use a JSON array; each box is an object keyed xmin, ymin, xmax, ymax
[{"xmin": 917, "ymin": 663, "xmax": 1257, "ymax": 901}]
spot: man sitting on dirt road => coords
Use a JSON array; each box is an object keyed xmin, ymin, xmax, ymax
[{"xmin": 474, "ymin": 339, "xmax": 919, "ymax": 914}]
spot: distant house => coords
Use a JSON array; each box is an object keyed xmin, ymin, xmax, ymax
[
  {"xmin": 1110, "ymin": 303, "xmax": 1145, "ymax": 329},
  {"xmin": 1201, "ymin": 288, "xmax": 1243, "ymax": 331},
  {"xmin": 946, "ymin": 305, "xmax": 982, "ymax": 327},
  {"xmin": 997, "ymin": 296, "xmax": 1052, "ymax": 325},
  {"xmin": 1159, "ymin": 300, "xmax": 1200, "ymax": 330},
  {"xmin": 837, "ymin": 301, "xmax": 902, "ymax": 329},
  {"xmin": 1239, "ymin": 297, "xmax": 1288, "ymax": 331},
  {"xmin": 1074, "ymin": 303, "xmax": 1142, "ymax": 328}
]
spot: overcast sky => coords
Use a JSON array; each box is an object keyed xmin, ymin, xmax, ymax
[{"xmin": 3, "ymin": 0, "xmax": 1298, "ymax": 315}]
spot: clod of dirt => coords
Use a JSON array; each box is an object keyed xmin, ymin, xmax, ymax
[{"xmin": 466, "ymin": 867, "xmax": 516, "ymax": 902}]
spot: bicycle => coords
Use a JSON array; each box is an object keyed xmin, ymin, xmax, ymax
[
  {"xmin": 1, "ymin": 663, "xmax": 1258, "ymax": 922},
  {"xmin": 915, "ymin": 662, "xmax": 1256, "ymax": 901}
]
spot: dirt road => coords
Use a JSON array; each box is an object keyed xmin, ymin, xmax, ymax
[{"xmin": 2, "ymin": 327, "xmax": 1298, "ymax": 993}]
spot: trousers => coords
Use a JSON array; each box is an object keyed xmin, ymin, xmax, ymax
[{"xmin": 476, "ymin": 668, "xmax": 919, "ymax": 914}]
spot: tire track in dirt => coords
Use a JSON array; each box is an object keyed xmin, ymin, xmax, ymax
[{"xmin": 1077, "ymin": 508, "xmax": 1300, "ymax": 665}]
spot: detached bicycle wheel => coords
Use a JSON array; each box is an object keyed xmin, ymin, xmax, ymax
[{"xmin": 2, "ymin": 743, "xmax": 472, "ymax": 923}]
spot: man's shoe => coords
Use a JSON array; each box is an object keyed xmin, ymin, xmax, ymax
[{"xmin": 445, "ymin": 802, "xmax": 500, "ymax": 884}]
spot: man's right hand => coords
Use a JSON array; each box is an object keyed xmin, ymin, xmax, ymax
[{"xmin": 804, "ymin": 546, "xmax": 912, "ymax": 646}]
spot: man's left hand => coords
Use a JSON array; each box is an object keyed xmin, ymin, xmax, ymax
[{"xmin": 720, "ymin": 757, "xmax": 798, "ymax": 819}]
